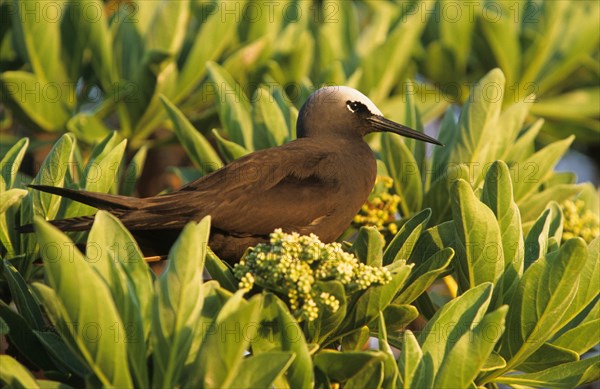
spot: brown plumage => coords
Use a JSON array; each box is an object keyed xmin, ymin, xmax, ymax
[{"xmin": 19, "ymin": 86, "xmax": 441, "ymax": 263}]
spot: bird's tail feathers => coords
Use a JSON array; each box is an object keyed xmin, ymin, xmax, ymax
[
  {"xmin": 17, "ymin": 215, "xmax": 95, "ymax": 233},
  {"xmin": 28, "ymin": 185, "xmax": 142, "ymax": 210}
]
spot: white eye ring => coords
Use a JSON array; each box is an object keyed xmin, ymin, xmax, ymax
[{"xmin": 346, "ymin": 101, "xmax": 364, "ymax": 113}]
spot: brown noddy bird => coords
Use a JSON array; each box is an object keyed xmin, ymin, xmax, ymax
[{"xmin": 19, "ymin": 86, "xmax": 441, "ymax": 263}]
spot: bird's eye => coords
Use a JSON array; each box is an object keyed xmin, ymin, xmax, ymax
[{"xmin": 346, "ymin": 100, "xmax": 366, "ymax": 113}]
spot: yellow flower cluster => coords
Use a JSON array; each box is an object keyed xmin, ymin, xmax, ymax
[
  {"xmin": 353, "ymin": 176, "xmax": 401, "ymax": 233},
  {"xmin": 233, "ymin": 229, "xmax": 392, "ymax": 321},
  {"xmin": 561, "ymin": 199, "xmax": 599, "ymax": 243}
]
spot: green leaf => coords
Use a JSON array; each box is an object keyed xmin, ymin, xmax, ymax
[
  {"xmin": 33, "ymin": 330, "xmax": 89, "ymax": 378},
  {"xmin": 552, "ymin": 299, "xmax": 600, "ymax": 355},
  {"xmin": 0, "ymin": 71, "xmax": 71, "ymax": 131},
  {"xmin": 0, "ymin": 189, "xmax": 28, "ymax": 256},
  {"xmin": 516, "ymin": 343, "xmax": 578, "ymax": 373},
  {"xmin": 451, "ymin": 180, "xmax": 504, "ymax": 291},
  {"xmin": 0, "ymin": 301, "xmax": 55, "ymax": 371},
  {"xmin": 481, "ymin": 161, "xmax": 524, "ymax": 304},
  {"xmin": 339, "ymin": 262, "xmax": 412, "ymax": 336},
  {"xmin": 235, "ymin": 352, "xmax": 295, "ymax": 389},
  {"xmin": 314, "ymin": 350, "xmax": 386, "ymax": 383},
  {"xmin": 381, "ymin": 132, "xmax": 423, "ymax": 215},
  {"xmin": 161, "ymin": 95, "xmax": 223, "ymax": 175},
  {"xmin": 381, "ymin": 304, "xmax": 419, "ymax": 332},
  {"xmin": 206, "ymin": 62, "xmax": 254, "ymax": 149},
  {"xmin": 1, "ymin": 137, "xmax": 28, "ymax": 190},
  {"xmin": 512, "ymin": 136, "xmax": 574, "ymax": 203},
  {"xmin": 383, "ymin": 208, "xmax": 431, "ymax": 265},
  {"xmin": 352, "ymin": 226, "xmax": 384, "ymax": 266},
  {"xmin": 409, "ymin": 221, "xmax": 456, "ymax": 263},
  {"xmin": 420, "ymin": 283, "xmax": 493, "ymax": 373},
  {"xmin": 306, "ymin": 281, "xmax": 346, "ymax": 344},
  {"xmin": 87, "ymin": 211, "xmax": 152, "ymax": 388},
  {"xmin": 500, "ymin": 238, "xmax": 588, "ymax": 371},
  {"xmin": 1, "ymin": 260, "xmax": 44, "ymax": 330},
  {"xmin": 175, "ymin": 1, "xmax": 237, "ymax": 101},
  {"xmin": 254, "ymin": 293, "xmax": 314, "ymax": 389},
  {"xmin": 0, "ymin": 355, "xmax": 40, "ymax": 389},
  {"xmin": 152, "ymin": 218, "xmax": 211, "ymax": 388},
  {"xmin": 396, "ymin": 248, "xmax": 454, "ymax": 305},
  {"xmin": 494, "ymin": 355, "xmax": 600, "ymax": 389},
  {"xmin": 66, "ymin": 113, "xmax": 112, "ymax": 145},
  {"xmin": 523, "ymin": 204, "xmax": 560, "ymax": 268},
  {"xmin": 31, "ymin": 134, "xmax": 76, "ymax": 218},
  {"xmin": 519, "ymin": 184, "xmax": 584, "ymax": 224},
  {"xmin": 192, "ymin": 293, "xmax": 261, "ymax": 388},
  {"xmin": 211, "ymin": 129, "xmax": 250, "ymax": 162},
  {"xmin": 144, "ymin": 0, "xmax": 188, "ymax": 57},
  {"xmin": 449, "ymin": 69, "xmax": 505, "ymax": 186},
  {"xmin": 434, "ymin": 306, "xmax": 508, "ymax": 388},
  {"xmin": 205, "ymin": 249, "xmax": 238, "ymax": 293},
  {"xmin": 253, "ymin": 85, "xmax": 290, "ymax": 148},
  {"xmin": 121, "ymin": 145, "xmax": 148, "ymax": 196},
  {"xmin": 397, "ymin": 330, "xmax": 431, "ymax": 389},
  {"xmin": 33, "ymin": 218, "xmax": 133, "ymax": 387}
]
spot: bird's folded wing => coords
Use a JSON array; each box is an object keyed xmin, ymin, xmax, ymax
[{"xmin": 137, "ymin": 141, "xmax": 342, "ymax": 235}]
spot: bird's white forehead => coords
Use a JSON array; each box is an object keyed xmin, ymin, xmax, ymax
[{"xmin": 307, "ymin": 86, "xmax": 383, "ymax": 116}]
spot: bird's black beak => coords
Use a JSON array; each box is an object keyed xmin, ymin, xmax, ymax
[{"xmin": 367, "ymin": 115, "xmax": 443, "ymax": 146}]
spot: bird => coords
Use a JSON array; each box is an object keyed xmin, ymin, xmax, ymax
[{"xmin": 19, "ymin": 86, "xmax": 442, "ymax": 264}]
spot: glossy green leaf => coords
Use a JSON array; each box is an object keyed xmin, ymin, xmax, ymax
[
  {"xmin": 87, "ymin": 211, "xmax": 152, "ymax": 388},
  {"xmin": 235, "ymin": 352, "xmax": 295, "ymax": 389},
  {"xmin": 66, "ymin": 113, "xmax": 112, "ymax": 144},
  {"xmin": 397, "ymin": 330, "xmax": 430, "ymax": 389},
  {"xmin": 519, "ymin": 184, "xmax": 584, "ymax": 224},
  {"xmin": 306, "ymin": 281, "xmax": 346, "ymax": 345},
  {"xmin": 0, "ymin": 188, "xmax": 27, "ymax": 256},
  {"xmin": 253, "ymin": 85, "xmax": 289, "ymax": 148},
  {"xmin": 161, "ymin": 95, "xmax": 223, "ymax": 175},
  {"xmin": 451, "ymin": 180, "xmax": 504, "ymax": 291},
  {"xmin": 175, "ymin": 1, "xmax": 237, "ymax": 101},
  {"xmin": 434, "ymin": 306, "xmax": 507, "ymax": 388},
  {"xmin": 0, "ymin": 301, "xmax": 55, "ymax": 371},
  {"xmin": 205, "ymin": 249, "xmax": 238, "ymax": 293},
  {"xmin": 206, "ymin": 62, "xmax": 254, "ymax": 149},
  {"xmin": 501, "ymin": 238, "xmax": 588, "ymax": 370},
  {"xmin": 0, "ymin": 355, "xmax": 40, "ymax": 389},
  {"xmin": 1, "ymin": 260, "xmax": 44, "ymax": 330},
  {"xmin": 254, "ymin": 293, "xmax": 314, "ymax": 389},
  {"xmin": 121, "ymin": 145, "xmax": 148, "ymax": 196},
  {"xmin": 552, "ymin": 298, "xmax": 600, "ymax": 355},
  {"xmin": 352, "ymin": 226, "xmax": 384, "ymax": 266},
  {"xmin": 144, "ymin": 0, "xmax": 188, "ymax": 57},
  {"xmin": 33, "ymin": 218, "xmax": 133, "ymax": 387},
  {"xmin": 31, "ymin": 134, "xmax": 76, "ymax": 219},
  {"xmin": 0, "ymin": 71, "xmax": 71, "ymax": 131},
  {"xmin": 396, "ymin": 248, "xmax": 454, "ymax": 305},
  {"xmin": 152, "ymin": 218, "xmax": 210, "ymax": 388},
  {"xmin": 381, "ymin": 132, "xmax": 423, "ymax": 216},
  {"xmin": 409, "ymin": 221, "xmax": 456, "ymax": 263},
  {"xmin": 1, "ymin": 137, "xmax": 28, "ymax": 190},
  {"xmin": 339, "ymin": 262, "xmax": 412, "ymax": 335},
  {"xmin": 494, "ymin": 355, "xmax": 600, "ymax": 389},
  {"xmin": 211, "ymin": 129, "xmax": 250, "ymax": 162},
  {"xmin": 516, "ymin": 343, "xmax": 578, "ymax": 373},
  {"xmin": 481, "ymin": 161, "xmax": 524, "ymax": 304},
  {"xmin": 383, "ymin": 208, "xmax": 431, "ymax": 265},
  {"xmin": 512, "ymin": 136, "xmax": 574, "ymax": 202},
  {"xmin": 420, "ymin": 283, "xmax": 493, "ymax": 372},
  {"xmin": 449, "ymin": 69, "xmax": 504, "ymax": 186},
  {"xmin": 192, "ymin": 293, "xmax": 261, "ymax": 388},
  {"xmin": 380, "ymin": 304, "xmax": 419, "ymax": 333},
  {"xmin": 314, "ymin": 350, "xmax": 386, "ymax": 383}
]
